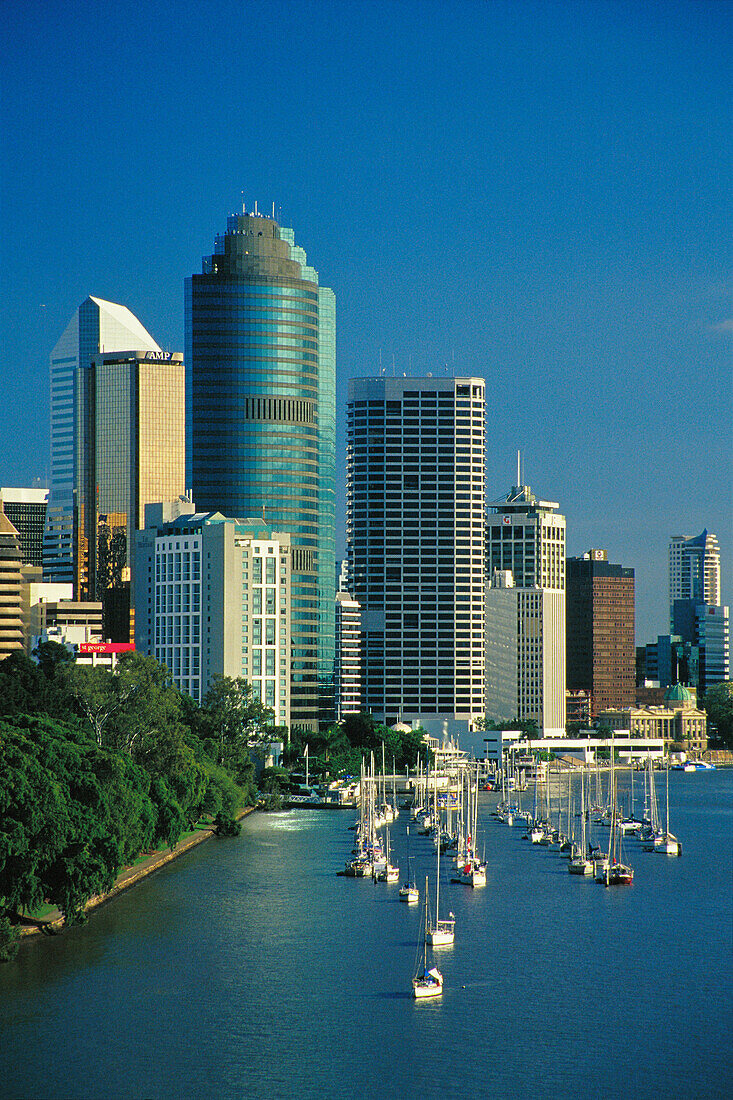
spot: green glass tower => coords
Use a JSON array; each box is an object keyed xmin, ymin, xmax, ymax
[{"xmin": 185, "ymin": 207, "xmax": 335, "ymax": 730}]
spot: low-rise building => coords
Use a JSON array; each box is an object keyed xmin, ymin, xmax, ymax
[{"xmin": 599, "ymin": 684, "xmax": 707, "ymax": 753}]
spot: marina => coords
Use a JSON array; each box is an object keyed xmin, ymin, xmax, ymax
[{"xmin": 0, "ymin": 766, "xmax": 731, "ymax": 1099}]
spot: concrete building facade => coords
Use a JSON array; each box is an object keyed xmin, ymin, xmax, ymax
[
  {"xmin": 335, "ymin": 590, "xmax": 361, "ymax": 720},
  {"xmin": 134, "ymin": 503, "xmax": 292, "ymax": 725},
  {"xmin": 76, "ymin": 349, "xmax": 185, "ymax": 641},
  {"xmin": 566, "ymin": 549, "xmax": 635, "ymax": 715},
  {"xmin": 346, "ymin": 376, "xmax": 486, "ymax": 732},
  {"xmin": 44, "ymin": 297, "xmax": 161, "ymax": 585},
  {"xmin": 485, "ymin": 484, "xmax": 566, "ymax": 736}
]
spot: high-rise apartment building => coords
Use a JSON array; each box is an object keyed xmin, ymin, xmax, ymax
[
  {"xmin": 186, "ymin": 207, "xmax": 335, "ymax": 732},
  {"xmin": 0, "ymin": 488, "xmax": 48, "ymax": 568},
  {"xmin": 76, "ymin": 349, "xmax": 185, "ymax": 640},
  {"xmin": 44, "ymin": 297, "xmax": 161, "ymax": 585},
  {"xmin": 669, "ymin": 530, "xmax": 720, "ymax": 624},
  {"xmin": 485, "ymin": 484, "xmax": 566, "ymax": 736},
  {"xmin": 335, "ymin": 590, "xmax": 361, "ymax": 720},
  {"xmin": 566, "ymin": 549, "xmax": 635, "ymax": 715},
  {"xmin": 134, "ymin": 502, "xmax": 291, "ymax": 723},
  {"xmin": 668, "ymin": 529, "xmax": 728, "ymax": 692},
  {"xmin": 346, "ymin": 377, "xmax": 486, "ymax": 731}
]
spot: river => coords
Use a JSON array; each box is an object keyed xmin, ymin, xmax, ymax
[{"xmin": 1, "ymin": 767, "xmax": 731, "ymax": 1099}]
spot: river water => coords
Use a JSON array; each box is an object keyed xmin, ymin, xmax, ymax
[{"xmin": 1, "ymin": 768, "xmax": 731, "ymax": 1099}]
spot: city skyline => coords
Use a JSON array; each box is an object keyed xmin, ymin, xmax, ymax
[{"xmin": 1, "ymin": 0, "xmax": 730, "ymax": 642}]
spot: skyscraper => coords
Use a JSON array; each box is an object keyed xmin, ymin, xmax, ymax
[
  {"xmin": 669, "ymin": 529, "xmax": 728, "ymax": 692},
  {"xmin": 566, "ymin": 549, "xmax": 635, "ymax": 716},
  {"xmin": 669, "ymin": 529, "xmax": 721, "ymax": 626},
  {"xmin": 485, "ymin": 484, "xmax": 566, "ymax": 736},
  {"xmin": 185, "ymin": 207, "xmax": 335, "ymax": 732},
  {"xmin": 76, "ymin": 349, "xmax": 185, "ymax": 639},
  {"xmin": 44, "ymin": 297, "xmax": 161, "ymax": 585},
  {"xmin": 347, "ymin": 376, "xmax": 486, "ymax": 732}
]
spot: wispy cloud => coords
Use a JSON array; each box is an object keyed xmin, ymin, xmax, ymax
[{"xmin": 708, "ymin": 317, "xmax": 733, "ymax": 334}]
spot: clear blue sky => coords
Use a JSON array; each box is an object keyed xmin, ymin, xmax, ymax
[{"xmin": 1, "ymin": 0, "xmax": 730, "ymax": 641}]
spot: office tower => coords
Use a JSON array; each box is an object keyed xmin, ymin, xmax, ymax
[
  {"xmin": 335, "ymin": 590, "xmax": 361, "ymax": 720},
  {"xmin": 346, "ymin": 377, "xmax": 486, "ymax": 732},
  {"xmin": 669, "ymin": 529, "xmax": 720, "ymax": 628},
  {"xmin": 0, "ymin": 503, "xmax": 23, "ymax": 660},
  {"xmin": 566, "ymin": 549, "xmax": 635, "ymax": 715},
  {"xmin": 695, "ymin": 605, "xmax": 730, "ymax": 690},
  {"xmin": 485, "ymin": 483, "xmax": 566, "ymax": 736},
  {"xmin": 0, "ymin": 488, "xmax": 48, "ymax": 567},
  {"xmin": 44, "ymin": 297, "xmax": 162, "ymax": 585},
  {"xmin": 76, "ymin": 349, "xmax": 185, "ymax": 640},
  {"xmin": 186, "ymin": 207, "xmax": 335, "ymax": 732},
  {"xmin": 134, "ymin": 503, "xmax": 291, "ymax": 722}
]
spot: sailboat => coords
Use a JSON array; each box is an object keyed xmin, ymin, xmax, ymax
[
  {"xmin": 412, "ymin": 877, "xmax": 444, "ymax": 999},
  {"xmin": 654, "ymin": 759, "xmax": 681, "ymax": 856},
  {"xmin": 375, "ymin": 827, "xmax": 400, "ymax": 881},
  {"xmin": 568, "ymin": 768, "xmax": 594, "ymax": 876},
  {"xmin": 427, "ymin": 830, "xmax": 455, "ymax": 945},
  {"xmin": 596, "ymin": 744, "xmax": 634, "ymax": 886},
  {"xmin": 399, "ymin": 826, "xmax": 419, "ymax": 903}
]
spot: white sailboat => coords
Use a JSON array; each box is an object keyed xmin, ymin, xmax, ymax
[
  {"xmin": 654, "ymin": 760, "xmax": 681, "ymax": 856},
  {"xmin": 569, "ymin": 768, "xmax": 594, "ymax": 876},
  {"xmin": 399, "ymin": 826, "xmax": 419, "ymax": 903},
  {"xmin": 412, "ymin": 877, "xmax": 444, "ymax": 999},
  {"xmin": 427, "ymin": 831, "xmax": 455, "ymax": 946}
]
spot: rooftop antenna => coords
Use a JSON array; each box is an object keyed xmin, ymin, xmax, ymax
[
  {"xmin": 516, "ymin": 449, "xmax": 521, "ymax": 487},
  {"xmin": 272, "ymin": 201, "xmax": 275, "ymax": 219},
  {"xmin": 241, "ymin": 191, "xmax": 245, "ymax": 214},
  {"xmin": 254, "ymin": 200, "xmax": 259, "ymax": 215}
]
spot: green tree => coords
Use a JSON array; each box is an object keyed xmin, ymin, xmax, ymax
[
  {"xmin": 60, "ymin": 664, "xmax": 134, "ymax": 746},
  {"xmin": 200, "ymin": 676, "xmax": 271, "ymax": 790},
  {"xmin": 32, "ymin": 639, "xmax": 75, "ymax": 681},
  {"xmin": 703, "ymin": 681, "xmax": 733, "ymax": 747}
]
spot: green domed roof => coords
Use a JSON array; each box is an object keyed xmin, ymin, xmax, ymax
[{"xmin": 665, "ymin": 683, "xmax": 692, "ymax": 702}]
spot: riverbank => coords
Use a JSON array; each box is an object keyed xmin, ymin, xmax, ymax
[{"xmin": 18, "ymin": 806, "xmax": 256, "ymax": 938}]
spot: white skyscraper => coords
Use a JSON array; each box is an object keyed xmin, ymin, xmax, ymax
[
  {"xmin": 669, "ymin": 530, "xmax": 721, "ymax": 620},
  {"xmin": 347, "ymin": 376, "xmax": 486, "ymax": 734},
  {"xmin": 44, "ymin": 297, "xmax": 161, "ymax": 585},
  {"xmin": 485, "ymin": 484, "xmax": 566, "ymax": 736}
]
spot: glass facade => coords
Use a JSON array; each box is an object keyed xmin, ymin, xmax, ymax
[{"xmin": 185, "ymin": 211, "xmax": 336, "ymax": 730}]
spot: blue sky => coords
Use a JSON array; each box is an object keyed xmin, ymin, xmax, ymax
[{"xmin": 1, "ymin": 0, "xmax": 730, "ymax": 641}]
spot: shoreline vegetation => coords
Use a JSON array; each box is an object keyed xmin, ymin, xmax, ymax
[
  {"xmin": 18, "ymin": 806, "xmax": 256, "ymax": 940},
  {"xmin": 0, "ymin": 647, "xmax": 429, "ymax": 962}
]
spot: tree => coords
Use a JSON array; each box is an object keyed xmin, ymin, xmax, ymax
[
  {"xmin": 32, "ymin": 639, "xmax": 75, "ymax": 681},
  {"xmin": 703, "ymin": 681, "xmax": 733, "ymax": 747},
  {"xmin": 60, "ymin": 664, "xmax": 134, "ymax": 746},
  {"xmin": 200, "ymin": 676, "xmax": 271, "ymax": 788}
]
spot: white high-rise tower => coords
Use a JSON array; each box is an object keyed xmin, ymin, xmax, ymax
[
  {"xmin": 347, "ymin": 376, "xmax": 486, "ymax": 734},
  {"xmin": 485, "ymin": 483, "xmax": 566, "ymax": 736}
]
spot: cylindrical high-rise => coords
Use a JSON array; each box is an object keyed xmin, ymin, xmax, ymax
[{"xmin": 185, "ymin": 209, "xmax": 335, "ymax": 731}]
